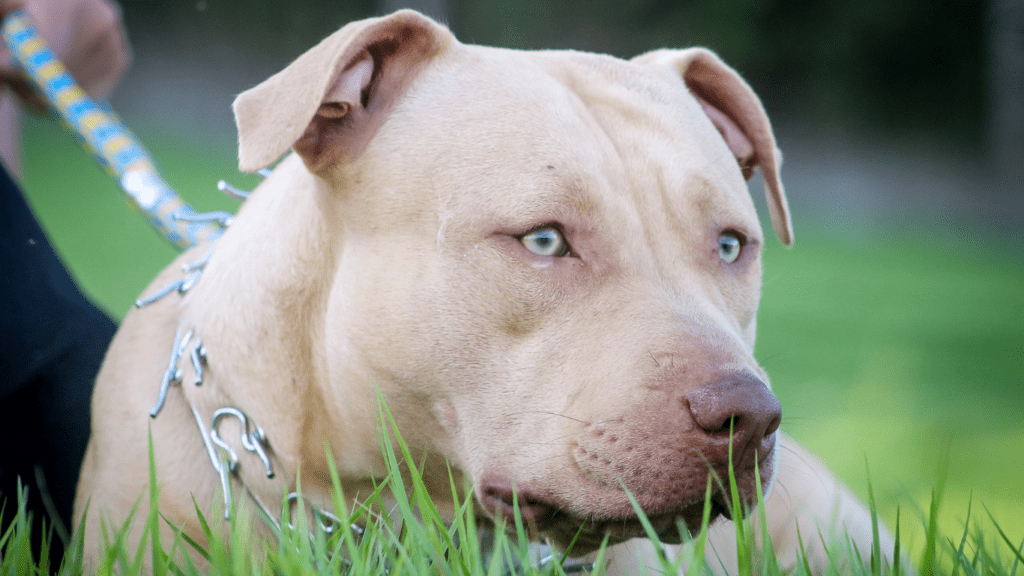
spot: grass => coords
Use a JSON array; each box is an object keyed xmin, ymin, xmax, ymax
[
  {"xmin": 12, "ymin": 111, "xmax": 1024, "ymax": 572},
  {"xmin": 2, "ymin": 409, "xmax": 1023, "ymax": 575},
  {"xmin": 755, "ymin": 232, "xmax": 1024, "ymax": 551}
]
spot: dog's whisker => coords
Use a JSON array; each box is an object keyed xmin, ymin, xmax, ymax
[
  {"xmin": 780, "ymin": 415, "xmax": 822, "ymax": 424},
  {"xmin": 521, "ymin": 431, "xmax": 580, "ymax": 446},
  {"xmin": 514, "ymin": 410, "xmax": 630, "ymax": 428},
  {"xmin": 757, "ymin": 351, "xmax": 785, "ymax": 366},
  {"xmin": 524, "ymin": 410, "xmax": 590, "ymax": 424},
  {"xmin": 773, "ymin": 479, "xmax": 796, "ymax": 509}
]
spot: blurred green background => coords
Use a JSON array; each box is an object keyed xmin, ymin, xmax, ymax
[{"xmin": 15, "ymin": 0, "xmax": 1023, "ymax": 555}]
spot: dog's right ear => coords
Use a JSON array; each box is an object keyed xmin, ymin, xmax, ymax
[
  {"xmin": 632, "ymin": 48, "xmax": 793, "ymax": 246},
  {"xmin": 233, "ymin": 10, "xmax": 452, "ymax": 174}
]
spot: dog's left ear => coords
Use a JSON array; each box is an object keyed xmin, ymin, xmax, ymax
[
  {"xmin": 233, "ymin": 10, "xmax": 453, "ymax": 174},
  {"xmin": 632, "ymin": 48, "xmax": 793, "ymax": 246}
]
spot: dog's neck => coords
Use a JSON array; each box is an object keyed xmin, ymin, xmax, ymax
[
  {"xmin": 169, "ymin": 155, "xmax": 372, "ymax": 512},
  {"xmin": 144, "ymin": 153, "xmax": 472, "ymax": 538}
]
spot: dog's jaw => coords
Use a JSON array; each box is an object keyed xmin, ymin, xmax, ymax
[{"xmin": 473, "ymin": 438, "xmax": 776, "ymax": 554}]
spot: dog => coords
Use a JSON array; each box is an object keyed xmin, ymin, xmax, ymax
[{"xmin": 74, "ymin": 10, "xmax": 892, "ymax": 574}]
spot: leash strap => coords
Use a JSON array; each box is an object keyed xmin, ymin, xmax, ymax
[{"xmin": 1, "ymin": 10, "xmax": 222, "ymax": 250}]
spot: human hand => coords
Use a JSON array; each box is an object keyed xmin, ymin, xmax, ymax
[{"xmin": 0, "ymin": 0, "xmax": 130, "ymax": 108}]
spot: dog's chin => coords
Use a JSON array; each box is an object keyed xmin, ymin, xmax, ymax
[{"xmin": 478, "ymin": 495, "xmax": 730, "ymax": 556}]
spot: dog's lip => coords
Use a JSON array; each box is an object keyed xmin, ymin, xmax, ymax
[
  {"xmin": 475, "ymin": 439, "xmax": 776, "ymax": 552},
  {"xmin": 477, "ymin": 494, "xmax": 727, "ymax": 554}
]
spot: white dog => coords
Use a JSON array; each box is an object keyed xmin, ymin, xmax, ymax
[{"xmin": 75, "ymin": 10, "xmax": 891, "ymax": 573}]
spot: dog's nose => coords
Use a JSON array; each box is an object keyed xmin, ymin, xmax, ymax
[{"xmin": 685, "ymin": 372, "xmax": 782, "ymax": 468}]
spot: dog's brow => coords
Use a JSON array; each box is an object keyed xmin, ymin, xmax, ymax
[{"xmin": 499, "ymin": 173, "xmax": 603, "ymax": 230}]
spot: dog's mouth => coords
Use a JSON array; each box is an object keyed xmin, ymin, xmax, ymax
[{"xmin": 476, "ymin": 486, "xmax": 734, "ymax": 554}]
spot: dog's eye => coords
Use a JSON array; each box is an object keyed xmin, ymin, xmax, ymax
[
  {"xmin": 520, "ymin": 226, "xmax": 570, "ymax": 257},
  {"xmin": 718, "ymin": 231, "xmax": 744, "ymax": 263}
]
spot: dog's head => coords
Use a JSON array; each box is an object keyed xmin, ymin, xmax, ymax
[{"xmin": 233, "ymin": 11, "xmax": 792, "ymax": 551}]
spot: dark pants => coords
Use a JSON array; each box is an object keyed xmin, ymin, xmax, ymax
[{"xmin": 0, "ymin": 163, "xmax": 117, "ymax": 567}]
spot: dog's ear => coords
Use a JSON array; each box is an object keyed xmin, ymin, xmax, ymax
[
  {"xmin": 632, "ymin": 48, "xmax": 793, "ymax": 246},
  {"xmin": 233, "ymin": 10, "xmax": 452, "ymax": 174}
]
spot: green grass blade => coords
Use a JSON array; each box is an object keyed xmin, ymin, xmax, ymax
[
  {"xmin": 796, "ymin": 523, "xmax": 814, "ymax": 576},
  {"xmin": 919, "ymin": 455, "xmax": 948, "ymax": 576},
  {"xmin": 588, "ymin": 532, "xmax": 612, "ymax": 576},
  {"xmin": 864, "ymin": 459, "xmax": 880, "ymax": 575},
  {"xmin": 685, "ymin": 475, "xmax": 716, "ymax": 576},
  {"xmin": 984, "ymin": 505, "xmax": 1024, "ymax": 565},
  {"xmin": 0, "ymin": 493, "xmax": 15, "ymax": 554},
  {"xmin": 1010, "ymin": 536, "xmax": 1023, "ymax": 576},
  {"xmin": 892, "ymin": 505, "xmax": 901, "ymax": 576},
  {"xmin": 162, "ymin": 512, "xmax": 210, "ymax": 565},
  {"xmin": 622, "ymin": 484, "xmax": 673, "ymax": 574},
  {"xmin": 510, "ymin": 491, "xmax": 531, "ymax": 570},
  {"xmin": 754, "ymin": 456, "xmax": 780, "ymax": 576},
  {"xmin": 725, "ymin": 421, "xmax": 750, "ymax": 576},
  {"xmin": 148, "ymin": 427, "xmax": 168, "ymax": 575},
  {"xmin": 951, "ymin": 495, "xmax": 974, "ymax": 576},
  {"xmin": 61, "ymin": 499, "xmax": 90, "ymax": 576}
]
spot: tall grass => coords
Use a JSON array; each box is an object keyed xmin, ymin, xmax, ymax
[{"xmin": 2, "ymin": 410, "xmax": 1023, "ymax": 576}]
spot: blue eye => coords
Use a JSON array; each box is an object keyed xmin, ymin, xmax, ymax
[
  {"xmin": 718, "ymin": 231, "xmax": 743, "ymax": 263},
  {"xmin": 520, "ymin": 226, "xmax": 569, "ymax": 257}
]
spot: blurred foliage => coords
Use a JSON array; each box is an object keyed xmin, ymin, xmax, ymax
[
  {"xmin": 120, "ymin": 0, "xmax": 987, "ymax": 142},
  {"xmin": 456, "ymin": 0, "xmax": 988, "ymax": 142}
]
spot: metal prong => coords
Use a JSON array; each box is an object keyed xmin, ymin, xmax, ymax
[
  {"xmin": 217, "ymin": 179, "xmax": 250, "ymax": 200},
  {"xmin": 247, "ymin": 426, "xmax": 275, "ymax": 478},
  {"xmin": 150, "ymin": 326, "xmax": 192, "ymax": 418},
  {"xmin": 217, "ymin": 455, "xmax": 234, "ymax": 520},
  {"xmin": 173, "ymin": 209, "xmax": 233, "ymax": 227},
  {"xmin": 137, "ymin": 246, "xmax": 215, "ymax": 307},
  {"xmin": 135, "ymin": 268, "xmax": 202, "ymax": 308},
  {"xmin": 181, "ymin": 247, "xmax": 213, "ymax": 273},
  {"xmin": 135, "ymin": 279, "xmax": 180, "ymax": 307},
  {"xmin": 179, "ymin": 269, "xmax": 203, "ymax": 292},
  {"xmin": 190, "ymin": 339, "xmax": 206, "ymax": 386}
]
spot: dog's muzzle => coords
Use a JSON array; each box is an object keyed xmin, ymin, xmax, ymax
[{"xmin": 477, "ymin": 372, "xmax": 781, "ymax": 552}]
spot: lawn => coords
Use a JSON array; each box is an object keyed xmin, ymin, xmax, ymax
[{"xmin": 17, "ymin": 111, "xmax": 1024, "ymax": 560}]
